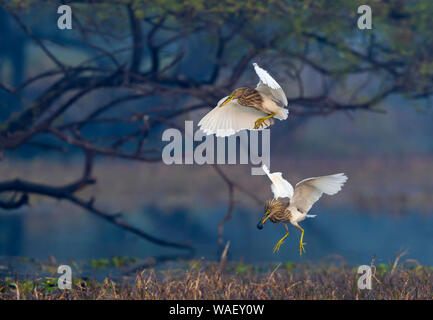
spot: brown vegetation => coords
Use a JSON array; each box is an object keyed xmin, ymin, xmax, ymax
[{"xmin": 1, "ymin": 261, "xmax": 432, "ymax": 300}]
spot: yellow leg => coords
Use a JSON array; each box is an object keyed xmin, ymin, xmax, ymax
[
  {"xmin": 273, "ymin": 224, "xmax": 289, "ymax": 253},
  {"xmin": 295, "ymin": 225, "xmax": 307, "ymax": 256},
  {"xmin": 254, "ymin": 113, "xmax": 275, "ymax": 129}
]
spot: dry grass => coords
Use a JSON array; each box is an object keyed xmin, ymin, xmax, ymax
[{"xmin": 1, "ymin": 261, "xmax": 432, "ymax": 300}]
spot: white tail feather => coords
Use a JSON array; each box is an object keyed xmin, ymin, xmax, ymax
[{"xmin": 276, "ymin": 107, "xmax": 289, "ymax": 120}]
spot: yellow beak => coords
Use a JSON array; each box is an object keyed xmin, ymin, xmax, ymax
[
  {"xmin": 261, "ymin": 210, "xmax": 271, "ymax": 224},
  {"xmin": 221, "ymin": 96, "xmax": 233, "ymax": 106}
]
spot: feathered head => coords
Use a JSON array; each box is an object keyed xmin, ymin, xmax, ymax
[{"xmin": 257, "ymin": 198, "xmax": 287, "ymax": 229}]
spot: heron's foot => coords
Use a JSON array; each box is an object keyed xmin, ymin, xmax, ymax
[
  {"xmin": 253, "ymin": 117, "xmax": 267, "ymax": 129},
  {"xmin": 272, "ymin": 239, "xmax": 285, "ymax": 254},
  {"xmin": 298, "ymin": 241, "xmax": 307, "ymax": 256}
]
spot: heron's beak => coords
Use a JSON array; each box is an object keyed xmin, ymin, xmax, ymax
[
  {"xmin": 221, "ymin": 95, "xmax": 233, "ymax": 106},
  {"xmin": 257, "ymin": 209, "xmax": 271, "ymax": 230}
]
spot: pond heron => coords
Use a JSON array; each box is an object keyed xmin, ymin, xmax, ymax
[
  {"xmin": 198, "ymin": 63, "xmax": 288, "ymax": 137},
  {"xmin": 257, "ymin": 165, "xmax": 348, "ymax": 256}
]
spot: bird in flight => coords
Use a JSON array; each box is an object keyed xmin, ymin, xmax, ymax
[
  {"xmin": 198, "ymin": 63, "xmax": 288, "ymax": 137},
  {"xmin": 257, "ymin": 165, "xmax": 348, "ymax": 255}
]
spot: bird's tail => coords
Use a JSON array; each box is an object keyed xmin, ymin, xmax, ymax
[{"xmin": 275, "ymin": 107, "xmax": 289, "ymax": 120}]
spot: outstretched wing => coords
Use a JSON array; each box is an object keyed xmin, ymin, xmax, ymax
[
  {"xmin": 290, "ymin": 173, "xmax": 348, "ymax": 213},
  {"xmin": 253, "ymin": 63, "xmax": 288, "ymax": 107},
  {"xmin": 198, "ymin": 96, "xmax": 271, "ymax": 137},
  {"xmin": 262, "ymin": 164, "xmax": 294, "ymax": 199}
]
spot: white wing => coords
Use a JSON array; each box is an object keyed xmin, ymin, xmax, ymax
[
  {"xmin": 290, "ymin": 173, "xmax": 348, "ymax": 213},
  {"xmin": 262, "ymin": 164, "xmax": 294, "ymax": 199},
  {"xmin": 198, "ymin": 96, "xmax": 271, "ymax": 137},
  {"xmin": 253, "ymin": 63, "xmax": 288, "ymax": 107}
]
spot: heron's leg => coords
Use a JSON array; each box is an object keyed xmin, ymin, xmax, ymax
[
  {"xmin": 254, "ymin": 113, "xmax": 275, "ymax": 129},
  {"xmin": 294, "ymin": 224, "xmax": 307, "ymax": 256},
  {"xmin": 273, "ymin": 224, "xmax": 289, "ymax": 253}
]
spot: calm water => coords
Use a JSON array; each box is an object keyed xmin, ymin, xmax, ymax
[{"xmin": 1, "ymin": 204, "xmax": 432, "ymax": 268}]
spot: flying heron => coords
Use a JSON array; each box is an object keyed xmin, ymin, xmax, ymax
[
  {"xmin": 257, "ymin": 165, "xmax": 348, "ymax": 255},
  {"xmin": 198, "ymin": 63, "xmax": 288, "ymax": 137}
]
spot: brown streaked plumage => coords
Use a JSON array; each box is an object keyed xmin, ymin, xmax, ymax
[
  {"xmin": 264, "ymin": 199, "xmax": 291, "ymax": 224},
  {"xmin": 230, "ymin": 87, "xmax": 263, "ymax": 109},
  {"xmin": 220, "ymin": 87, "xmax": 276, "ymax": 128},
  {"xmin": 256, "ymin": 199, "xmax": 293, "ymax": 253},
  {"xmin": 221, "ymin": 87, "xmax": 277, "ymax": 128}
]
